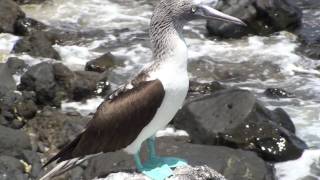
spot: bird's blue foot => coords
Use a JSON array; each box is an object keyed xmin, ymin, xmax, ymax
[{"xmin": 134, "ymin": 153, "xmax": 173, "ymax": 180}]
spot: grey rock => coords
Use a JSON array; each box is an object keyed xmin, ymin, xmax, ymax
[
  {"xmin": 0, "ymin": 63, "xmax": 16, "ymax": 98},
  {"xmin": 206, "ymin": 0, "xmax": 302, "ymax": 38},
  {"xmin": 6, "ymin": 57, "xmax": 27, "ymax": 74},
  {"xmin": 84, "ymin": 137, "xmax": 274, "ymax": 180},
  {"xmin": 264, "ymin": 88, "xmax": 295, "ymax": 99},
  {"xmin": 173, "ymin": 88, "xmax": 307, "ymax": 162},
  {"xmin": 18, "ymin": 62, "xmax": 58, "ymax": 106},
  {"xmin": 12, "ymin": 31, "xmax": 61, "ymax": 60},
  {"xmin": 85, "ymin": 52, "xmax": 124, "ymax": 73},
  {"xmin": 0, "ymin": 125, "xmax": 31, "ymax": 156},
  {"xmin": 12, "ymin": 0, "xmax": 47, "ymax": 5},
  {"xmin": 292, "ymin": 0, "xmax": 320, "ymax": 60},
  {"xmin": 0, "ymin": 0, "xmax": 25, "ymax": 34},
  {"xmin": 0, "ymin": 155, "xmax": 28, "ymax": 180}
]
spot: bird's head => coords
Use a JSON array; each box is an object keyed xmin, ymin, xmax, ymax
[{"xmin": 153, "ymin": 0, "xmax": 245, "ymax": 27}]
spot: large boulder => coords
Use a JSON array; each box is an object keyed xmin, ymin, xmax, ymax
[
  {"xmin": 18, "ymin": 62, "xmax": 110, "ymax": 106},
  {"xmin": 292, "ymin": 0, "xmax": 320, "ymax": 60},
  {"xmin": 85, "ymin": 52, "xmax": 125, "ymax": 73},
  {"xmin": 206, "ymin": 0, "xmax": 302, "ymax": 38},
  {"xmin": 18, "ymin": 62, "xmax": 58, "ymax": 106},
  {"xmin": 173, "ymin": 88, "xmax": 307, "ymax": 162},
  {"xmin": 0, "ymin": 155, "xmax": 28, "ymax": 180},
  {"xmin": 0, "ymin": 63, "xmax": 16, "ymax": 98},
  {"xmin": 84, "ymin": 137, "xmax": 274, "ymax": 180},
  {"xmin": 12, "ymin": 31, "xmax": 61, "ymax": 60},
  {"xmin": 0, "ymin": 125, "xmax": 32, "ymax": 156},
  {"xmin": 0, "ymin": 0, "xmax": 25, "ymax": 34}
]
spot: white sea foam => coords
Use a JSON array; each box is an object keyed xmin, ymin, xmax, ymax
[
  {"xmin": 276, "ymin": 150, "xmax": 320, "ymax": 180},
  {"xmin": 61, "ymin": 97, "xmax": 104, "ymax": 116}
]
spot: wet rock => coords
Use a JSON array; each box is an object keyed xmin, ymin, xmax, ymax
[
  {"xmin": 0, "ymin": 125, "xmax": 31, "ymax": 156},
  {"xmin": 84, "ymin": 136, "xmax": 274, "ymax": 180},
  {"xmin": 13, "ymin": 0, "xmax": 47, "ymax": 5},
  {"xmin": 293, "ymin": 0, "xmax": 320, "ymax": 59},
  {"xmin": 6, "ymin": 57, "xmax": 27, "ymax": 74},
  {"xmin": 188, "ymin": 81, "xmax": 226, "ymax": 97},
  {"xmin": 85, "ymin": 52, "xmax": 124, "ymax": 73},
  {"xmin": 206, "ymin": 0, "xmax": 302, "ymax": 38},
  {"xmin": 264, "ymin": 88, "xmax": 295, "ymax": 99},
  {"xmin": 0, "ymin": 0, "xmax": 25, "ymax": 34},
  {"xmin": 18, "ymin": 62, "xmax": 59, "ymax": 106},
  {"xmin": 53, "ymin": 63, "xmax": 111, "ymax": 101},
  {"xmin": 0, "ymin": 63, "xmax": 16, "ymax": 97},
  {"xmin": 12, "ymin": 31, "xmax": 61, "ymax": 60},
  {"xmin": 14, "ymin": 17, "xmax": 48, "ymax": 36},
  {"xmin": 173, "ymin": 88, "xmax": 307, "ymax": 162},
  {"xmin": 0, "ymin": 155, "xmax": 28, "ymax": 180}
]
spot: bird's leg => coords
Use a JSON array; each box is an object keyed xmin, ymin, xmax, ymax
[
  {"xmin": 134, "ymin": 147, "xmax": 173, "ymax": 180},
  {"xmin": 133, "ymin": 151, "xmax": 144, "ymax": 171},
  {"xmin": 147, "ymin": 135, "xmax": 159, "ymax": 161},
  {"xmin": 146, "ymin": 135, "xmax": 188, "ymax": 168}
]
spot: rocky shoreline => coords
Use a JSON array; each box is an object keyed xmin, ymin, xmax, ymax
[{"xmin": 0, "ymin": 0, "xmax": 318, "ymax": 179}]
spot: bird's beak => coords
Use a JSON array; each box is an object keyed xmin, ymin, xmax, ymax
[{"xmin": 197, "ymin": 5, "xmax": 246, "ymax": 26}]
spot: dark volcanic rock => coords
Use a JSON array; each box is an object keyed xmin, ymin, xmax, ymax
[
  {"xmin": 18, "ymin": 150, "xmax": 42, "ymax": 179},
  {"xmin": 0, "ymin": 125, "xmax": 31, "ymax": 156},
  {"xmin": 18, "ymin": 62, "xmax": 59, "ymax": 106},
  {"xmin": 264, "ymin": 88, "xmax": 295, "ymax": 99},
  {"xmin": 13, "ymin": 0, "xmax": 47, "ymax": 5},
  {"xmin": 173, "ymin": 88, "xmax": 307, "ymax": 162},
  {"xmin": 206, "ymin": 0, "xmax": 302, "ymax": 38},
  {"xmin": 6, "ymin": 57, "xmax": 27, "ymax": 74},
  {"xmin": 292, "ymin": 0, "xmax": 320, "ymax": 59},
  {"xmin": 14, "ymin": 17, "xmax": 48, "ymax": 36},
  {"xmin": 12, "ymin": 31, "xmax": 61, "ymax": 60},
  {"xmin": 84, "ymin": 137, "xmax": 274, "ymax": 180},
  {"xmin": 85, "ymin": 52, "xmax": 124, "ymax": 73},
  {"xmin": 0, "ymin": 63, "xmax": 16, "ymax": 97},
  {"xmin": 0, "ymin": 0, "xmax": 25, "ymax": 34},
  {"xmin": 188, "ymin": 81, "xmax": 226, "ymax": 97},
  {"xmin": 0, "ymin": 155, "xmax": 28, "ymax": 180},
  {"xmin": 53, "ymin": 63, "xmax": 111, "ymax": 100}
]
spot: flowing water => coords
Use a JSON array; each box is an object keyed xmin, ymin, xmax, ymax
[{"xmin": 1, "ymin": 0, "xmax": 320, "ymax": 179}]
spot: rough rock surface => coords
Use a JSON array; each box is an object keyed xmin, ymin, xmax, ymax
[
  {"xmin": 12, "ymin": 31, "xmax": 61, "ymax": 60},
  {"xmin": 292, "ymin": 0, "xmax": 320, "ymax": 59},
  {"xmin": 206, "ymin": 0, "xmax": 302, "ymax": 38},
  {"xmin": 85, "ymin": 52, "xmax": 124, "ymax": 73},
  {"xmin": 0, "ymin": 0, "xmax": 25, "ymax": 34},
  {"xmin": 26, "ymin": 107, "xmax": 89, "ymax": 153},
  {"xmin": 98, "ymin": 165, "xmax": 226, "ymax": 180},
  {"xmin": 0, "ymin": 155, "xmax": 28, "ymax": 180},
  {"xmin": 18, "ymin": 62, "xmax": 110, "ymax": 106},
  {"xmin": 173, "ymin": 88, "xmax": 307, "ymax": 162},
  {"xmin": 0, "ymin": 125, "xmax": 31, "ymax": 156},
  {"xmin": 0, "ymin": 63, "xmax": 16, "ymax": 97},
  {"xmin": 84, "ymin": 137, "xmax": 274, "ymax": 180}
]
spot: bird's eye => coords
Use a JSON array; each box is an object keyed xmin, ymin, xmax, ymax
[{"xmin": 191, "ymin": 6, "xmax": 197, "ymax": 13}]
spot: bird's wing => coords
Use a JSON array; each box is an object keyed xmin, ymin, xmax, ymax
[{"xmin": 40, "ymin": 79, "xmax": 165, "ymax": 179}]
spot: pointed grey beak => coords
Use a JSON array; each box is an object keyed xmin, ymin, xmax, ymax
[{"xmin": 197, "ymin": 5, "xmax": 246, "ymax": 26}]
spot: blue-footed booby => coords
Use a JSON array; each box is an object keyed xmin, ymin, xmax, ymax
[{"xmin": 40, "ymin": 0, "xmax": 245, "ymax": 179}]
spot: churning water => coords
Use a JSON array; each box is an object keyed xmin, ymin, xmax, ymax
[{"xmin": 1, "ymin": 0, "xmax": 320, "ymax": 179}]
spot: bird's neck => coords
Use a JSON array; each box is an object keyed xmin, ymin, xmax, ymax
[{"xmin": 149, "ymin": 19, "xmax": 187, "ymax": 64}]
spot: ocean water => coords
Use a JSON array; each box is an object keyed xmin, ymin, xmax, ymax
[{"xmin": 1, "ymin": 0, "xmax": 319, "ymax": 179}]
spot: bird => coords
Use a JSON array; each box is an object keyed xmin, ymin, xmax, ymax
[{"xmin": 40, "ymin": 0, "xmax": 245, "ymax": 179}]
